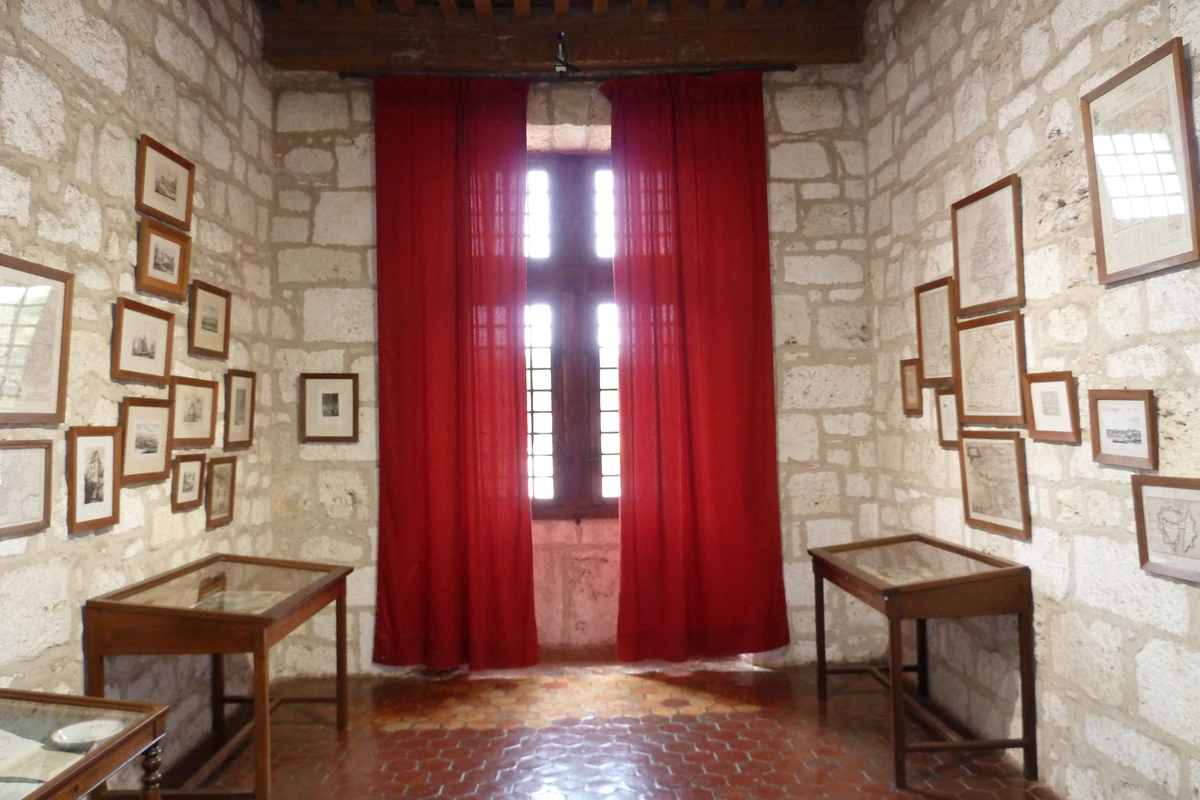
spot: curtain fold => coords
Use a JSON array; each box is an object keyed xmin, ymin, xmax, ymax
[
  {"xmin": 603, "ymin": 72, "xmax": 790, "ymax": 662},
  {"xmin": 373, "ymin": 76, "xmax": 539, "ymax": 671}
]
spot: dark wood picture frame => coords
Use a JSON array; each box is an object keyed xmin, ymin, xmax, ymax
[
  {"xmin": 0, "ymin": 254, "xmax": 73, "ymax": 424},
  {"xmin": 119, "ymin": 397, "xmax": 173, "ymax": 484},
  {"xmin": 112, "ymin": 298, "xmax": 174, "ymax": 385},
  {"xmin": 1081, "ymin": 38, "xmax": 1200, "ymax": 284},
  {"xmin": 914, "ymin": 276, "xmax": 958, "ymax": 386},
  {"xmin": 0, "ymin": 440, "xmax": 52, "ymax": 537},
  {"xmin": 169, "ymin": 376, "xmax": 218, "ymax": 447},
  {"xmin": 188, "ymin": 281, "xmax": 232, "ymax": 360},
  {"xmin": 1022, "ymin": 371, "xmax": 1081, "ymax": 443},
  {"xmin": 958, "ymin": 429, "xmax": 1032, "ymax": 540},
  {"xmin": 954, "ymin": 309, "xmax": 1027, "ymax": 426},
  {"xmin": 135, "ymin": 134, "xmax": 195, "ymax": 231},
  {"xmin": 935, "ymin": 388, "xmax": 959, "ymax": 448},
  {"xmin": 299, "ymin": 373, "xmax": 360, "ymax": 443},
  {"xmin": 67, "ymin": 426, "xmax": 122, "ymax": 535},
  {"xmin": 1089, "ymin": 389, "xmax": 1157, "ymax": 470},
  {"xmin": 900, "ymin": 358, "xmax": 922, "ymax": 416},
  {"xmin": 951, "ymin": 174, "xmax": 1024, "ymax": 317},
  {"xmin": 171, "ymin": 453, "xmax": 206, "ymax": 512},
  {"xmin": 1132, "ymin": 474, "xmax": 1200, "ymax": 584},
  {"xmin": 205, "ymin": 455, "xmax": 237, "ymax": 528},
  {"xmin": 136, "ymin": 217, "xmax": 191, "ymax": 302},
  {"xmin": 224, "ymin": 370, "xmax": 257, "ymax": 451}
]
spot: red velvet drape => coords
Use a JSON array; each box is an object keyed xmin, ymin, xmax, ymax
[
  {"xmin": 373, "ymin": 77, "xmax": 539, "ymax": 671},
  {"xmin": 603, "ymin": 72, "xmax": 790, "ymax": 662}
]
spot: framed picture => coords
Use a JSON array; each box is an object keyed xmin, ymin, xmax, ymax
[
  {"xmin": 1022, "ymin": 371, "xmax": 1081, "ymax": 443},
  {"xmin": 1089, "ymin": 389, "xmax": 1157, "ymax": 470},
  {"xmin": 914, "ymin": 277, "xmax": 957, "ymax": 386},
  {"xmin": 135, "ymin": 134, "xmax": 195, "ymax": 231},
  {"xmin": 170, "ymin": 377, "xmax": 218, "ymax": 447},
  {"xmin": 224, "ymin": 370, "xmax": 256, "ymax": 450},
  {"xmin": 958, "ymin": 430, "xmax": 1031, "ymax": 540},
  {"xmin": 1132, "ymin": 475, "xmax": 1200, "ymax": 584},
  {"xmin": 171, "ymin": 454, "xmax": 206, "ymax": 512},
  {"xmin": 0, "ymin": 440, "xmax": 52, "ymax": 537},
  {"xmin": 935, "ymin": 388, "xmax": 959, "ymax": 448},
  {"xmin": 206, "ymin": 455, "xmax": 237, "ymax": 528},
  {"xmin": 119, "ymin": 397, "xmax": 173, "ymax": 484},
  {"xmin": 67, "ymin": 426, "xmax": 121, "ymax": 535},
  {"xmin": 299, "ymin": 373, "xmax": 359, "ymax": 443},
  {"xmin": 112, "ymin": 298, "xmax": 174, "ymax": 385},
  {"xmin": 188, "ymin": 281, "xmax": 231, "ymax": 359},
  {"xmin": 951, "ymin": 174, "xmax": 1024, "ymax": 317},
  {"xmin": 900, "ymin": 358, "xmax": 922, "ymax": 416},
  {"xmin": 136, "ymin": 218, "xmax": 191, "ymax": 302},
  {"xmin": 1081, "ymin": 38, "xmax": 1200, "ymax": 284},
  {"xmin": 954, "ymin": 310, "xmax": 1026, "ymax": 426},
  {"xmin": 0, "ymin": 254, "xmax": 73, "ymax": 424}
]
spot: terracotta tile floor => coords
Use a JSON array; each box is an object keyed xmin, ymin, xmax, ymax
[{"xmin": 208, "ymin": 657, "xmax": 1061, "ymax": 800}]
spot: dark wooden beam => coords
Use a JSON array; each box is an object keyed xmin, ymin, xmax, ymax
[
  {"xmin": 707, "ymin": 0, "xmax": 726, "ymax": 13},
  {"xmin": 260, "ymin": 7, "xmax": 865, "ymax": 73},
  {"xmin": 354, "ymin": 0, "xmax": 378, "ymax": 13},
  {"xmin": 476, "ymin": 0, "xmax": 494, "ymax": 20},
  {"xmin": 592, "ymin": 0, "xmax": 608, "ymax": 17},
  {"xmin": 630, "ymin": 0, "xmax": 649, "ymax": 11},
  {"xmin": 514, "ymin": 0, "xmax": 532, "ymax": 17},
  {"xmin": 280, "ymin": 0, "xmax": 300, "ymax": 10},
  {"xmin": 554, "ymin": 0, "xmax": 569, "ymax": 17},
  {"xmin": 316, "ymin": 0, "xmax": 338, "ymax": 13},
  {"xmin": 394, "ymin": 0, "xmax": 416, "ymax": 13},
  {"xmin": 743, "ymin": 0, "xmax": 762, "ymax": 12},
  {"xmin": 669, "ymin": 0, "xmax": 689, "ymax": 14},
  {"xmin": 783, "ymin": 0, "xmax": 800, "ymax": 9},
  {"xmin": 438, "ymin": 0, "xmax": 457, "ymax": 18},
  {"xmin": 819, "ymin": 0, "xmax": 839, "ymax": 7}
]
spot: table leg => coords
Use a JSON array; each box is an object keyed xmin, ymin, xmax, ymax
[
  {"xmin": 253, "ymin": 643, "xmax": 271, "ymax": 800},
  {"xmin": 888, "ymin": 614, "xmax": 907, "ymax": 788},
  {"xmin": 916, "ymin": 618, "xmax": 929, "ymax": 698},
  {"xmin": 140, "ymin": 742, "xmax": 163, "ymax": 800},
  {"xmin": 814, "ymin": 573, "xmax": 827, "ymax": 703},
  {"xmin": 1018, "ymin": 610, "xmax": 1038, "ymax": 780},
  {"xmin": 211, "ymin": 654, "xmax": 226, "ymax": 743},
  {"xmin": 336, "ymin": 591, "xmax": 348, "ymax": 731}
]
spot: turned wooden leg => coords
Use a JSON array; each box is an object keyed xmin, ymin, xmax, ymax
[{"xmin": 141, "ymin": 742, "xmax": 163, "ymax": 800}]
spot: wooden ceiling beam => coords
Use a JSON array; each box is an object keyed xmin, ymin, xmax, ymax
[
  {"xmin": 592, "ymin": 0, "xmax": 609, "ymax": 17},
  {"xmin": 743, "ymin": 0, "xmax": 762, "ymax": 13},
  {"xmin": 394, "ymin": 0, "xmax": 417, "ymax": 13},
  {"xmin": 279, "ymin": 0, "xmax": 300, "ymax": 10},
  {"xmin": 353, "ymin": 0, "xmax": 379, "ymax": 13},
  {"xmin": 707, "ymin": 0, "xmax": 726, "ymax": 13},
  {"xmin": 514, "ymin": 0, "xmax": 532, "ymax": 17},
  {"xmin": 669, "ymin": 0, "xmax": 689, "ymax": 14},
  {"xmin": 316, "ymin": 0, "xmax": 339, "ymax": 13},
  {"xmin": 476, "ymin": 0, "xmax": 494, "ymax": 20},
  {"xmin": 554, "ymin": 0, "xmax": 569, "ymax": 17},
  {"xmin": 438, "ymin": 0, "xmax": 457, "ymax": 18}
]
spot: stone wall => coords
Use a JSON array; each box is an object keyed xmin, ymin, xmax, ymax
[{"xmin": 863, "ymin": 1, "xmax": 1200, "ymax": 798}]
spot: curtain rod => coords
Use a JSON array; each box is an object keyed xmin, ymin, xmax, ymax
[{"xmin": 338, "ymin": 64, "xmax": 797, "ymax": 81}]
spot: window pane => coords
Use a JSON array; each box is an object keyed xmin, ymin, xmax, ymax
[
  {"xmin": 594, "ymin": 169, "xmax": 615, "ymax": 259},
  {"xmin": 525, "ymin": 302, "xmax": 554, "ymax": 499},
  {"xmin": 525, "ymin": 169, "xmax": 551, "ymax": 259},
  {"xmin": 596, "ymin": 301, "xmax": 620, "ymax": 497},
  {"xmin": 601, "ymin": 476, "xmax": 621, "ymax": 498}
]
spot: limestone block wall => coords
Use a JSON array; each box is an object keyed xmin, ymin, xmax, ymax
[
  {"xmin": 0, "ymin": 0, "xmax": 276, "ymax": 769},
  {"xmin": 863, "ymin": 1, "xmax": 1200, "ymax": 798}
]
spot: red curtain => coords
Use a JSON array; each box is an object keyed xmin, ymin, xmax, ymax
[
  {"xmin": 602, "ymin": 72, "xmax": 790, "ymax": 662},
  {"xmin": 373, "ymin": 77, "xmax": 539, "ymax": 671}
]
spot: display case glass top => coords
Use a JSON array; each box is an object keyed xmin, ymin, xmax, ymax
[{"xmin": 834, "ymin": 538, "xmax": 1004, "ymax": 587}]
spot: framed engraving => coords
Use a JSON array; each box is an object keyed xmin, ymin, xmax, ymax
[
  {"xmin": 0, "ymin": 254, "xmax": 73, "ymax": 423},
  {"xmin": 959, "ymin": 430, "xmax": 1031, "ymax": 540},
  {"xmin": 206, "ymin": 455, "xmax": 237, "ymax": 528},
  {"xmin": 112, "ymin": 299, "xmax": 174, "ymax": 385},
  {"xmin": 170, "ymin": 376, "xmax": 218, "ymax": 447},
  {"xmin": 1133, "ymin": 475, "xmax": 1200, "ymax": 584},
  {"xmin": 299, "ymin": 373, "xmax": 359, "ymax": 443},
  {"xmin": 136, "ymin": 135, "xmax": 195, "ymax": 231},
  {"xmin": 136, "ymin": 218, "xmax": 191, "ymax": 302},
  {"xmin": 1022, "ymin": 371, "xmax": 1081, "ymax": 443},
  {"xmin": 951, "ymin": 175, "xmax": 1024, "ymax": 317},
  {"xmin": 936, "ymin": 388, "xmax": 959, "ymax": 448},
  {"xmin": 900, "ymin": 358, "xmax": 922, "ymax": 416},
  {"xmin": 914, "ymin": 277, "xmax": 957, "ymax": 386},
  {"xmin": 188, "ymin": 281, "xmax": 231, "ymax": 359},
  {"xmin": 119, "ymin": 397, "xmax": 173, "ymax": 484},
  {"xmin": 224, "ymin": 370, "xmax": 256, "ymax": 451},
  {"xmin": 954, "ymin": 310, "xmax": 1026, "ymax": 426},
  {"xmin": 68, "ymin": 426, "xmax": 121, "ymax": 535},
  {"xmin": 171, "ymin": 454, "xmax": 206, "ymax": 513},
  {"xmin": 1089, "ymin": 389, "xmax": 1157, "ymax": 470},
  {"xmin": 1081, "ymin": 38, "xmax": 1200, "ymax": 284},
  {"xmin": 0, "ymin": 440, "xmax": 51, "ymax": 537}
]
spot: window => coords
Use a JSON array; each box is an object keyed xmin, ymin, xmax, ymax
[{"xmin": 524, "ymin": 155, "xmax": 618, "ymax": 519}]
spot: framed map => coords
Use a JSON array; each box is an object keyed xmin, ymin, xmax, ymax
[
  {"xmin": 900, "ymin": 358, "xmax": 922, "ymax": 416},
  {"xmin": 1022, "ymin": 371, "xmax": 1081, "ymax": 443},
  {"xmin": 952, "ymin": 175, "xmax": 1024, "ymax": 317},
  {"xmin": 1133, "ymin": 475, "xmax": 1200, "ymax": 584},
  {"xmin": 959, "ymin": 430, "xmax": 1031, "ymax": 540},
  {"xmin": 1089, "ymin": 389, "xmax": 1157, "ymax": 470},
  {"xmin": 0, "ymin": 440, "xmax": 51, "ymax": 538},
  {"xmin": 935, "ymin": 388, "xmax": 959, "ymax": 448},
  {"xmin": 0, "ymin": 254, "xmax": 73, "ymax": 424},
  {"xmin": 954, "ymin": 310, "xmax": 1026, "ymax": 426},
  {"xmin": 915, "ymin": 277, "xmax": 957, "ymax": 386}
]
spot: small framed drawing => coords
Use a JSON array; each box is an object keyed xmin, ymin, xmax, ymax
[
  {"xmin": 112, "ymin": 299, "xmax": 174, "ymax": 385},
  {"xmin": 299, "ymin": 373, "xmax": 359, "ymax": 443},
  {"xmin": 1022, "ymin": 371, "xmax": 1081, "ymax": 443},
  {"xmin": 1081, "ymin": 38, "xmax": 1200, "ymax": 284},
  {"xmin": 1089, "ymin": 389, "xmax": 1157, "ymax": 470},
  {"xmin": 206, "ymin": 455, "xmax": 237, "ymax": 528},
  {"xmin": 67, "ymin": 426, "xmax": 122, "ymax": 535},
  {"xmin": 935, "ymin": 388, "xmax": 959, "ymax": 448},
  {"xmin": 136, "ymin": 134, "xmax": 195, "ymax": 231},
  {"xmin": 1132, "ymin": 475, "xmax": 1200, "ymax": 584},
  {"xmin": 224, "ymin": 370, "xmax": 256, "ymax": 451},
  {"xmin": 171, "ymin": 454, "xmax": 206, "ymax": 512},
  {"xmin": 954, "ymin": 310, "xmax": 1026, "ymax": 426},
  {"xmin": 136, "ymin": 218, "xmax": 191, "ymax": 302},
  {"xmin": 0, "ymin": 440, "xmax": 52, "ymax": 537},
  {"xmin": 900, "ymin": 358, "xmax": 922, "ymax": 416},
  {"xmin": 188, "ymin": 281, "xmax": 231, "ymax": 359},
  {"xmin": 958, "ymin": 430, "xmax": 1031, "ymax": 540},
  {"xmin": 119, "ymin": 397, "xmax": 173, "ymax": 484},
  {"xmin": 170, "ymin": 376, "xmax": 218, "ymax": 447},
  {"xmin": 951, "ymin": 174, "xmax": 1024, "ymax": 317},
  {"xmin": 914, "ymin": 277, "xmax": 957, "ymax": 386},
  {"xmin": 0, "ymin": 254, "xmax": 73, "ymax": 424}
]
